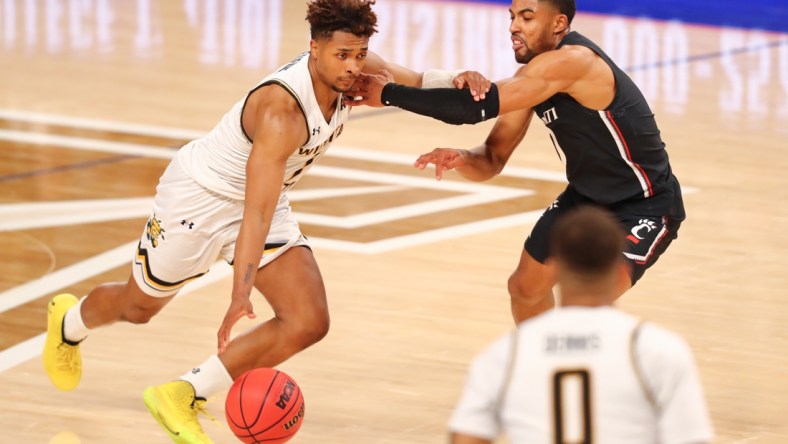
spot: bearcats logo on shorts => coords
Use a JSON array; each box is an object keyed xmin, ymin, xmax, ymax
[
  {"xmin": 623, "ymin": 216, "xmax": 670, "ymax": 265},
  {"xmin": 626, "ymin": 218, "xmax": 658, "ymax": 245}
]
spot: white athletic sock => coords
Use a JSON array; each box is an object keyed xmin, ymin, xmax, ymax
[
  {"xmin": 63, "ymin": 296, "xmax": 91, "ymax": 343},
  {"xmin": 180, "ymin": 355, "xmax": 234, "ymax": 400}
]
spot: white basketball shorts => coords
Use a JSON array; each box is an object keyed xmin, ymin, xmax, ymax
[{"xmin": 132, "ymin": 156, "xmax": 308, "ymax": 297}]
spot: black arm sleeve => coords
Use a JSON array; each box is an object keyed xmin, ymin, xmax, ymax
[{"xmin": 380, "ymin": 83, "xmax": 500, "ymax": 125}]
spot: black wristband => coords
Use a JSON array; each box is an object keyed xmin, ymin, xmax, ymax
[{"xmin": 381, "ymin": 83, "xmax": 500, "ymax": 125}]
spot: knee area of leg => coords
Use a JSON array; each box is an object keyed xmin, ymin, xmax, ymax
[
  {"xmin": 122, "ymin": 306, "xmax": 157, "ymax": 324},
  {"xmin": 507, "ymin": 276, "xmax": 542, "ymax": 305},
  {"xmin": 507, "ymin": 274, "xmax": 526, "ymax": 296},
  {"xmin": 289, "ymin": 313, "xmax": 330, "ymax": 346}
]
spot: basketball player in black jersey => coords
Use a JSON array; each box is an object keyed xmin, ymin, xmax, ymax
[{"xmin": 350, "ymin": 0, "xmax": 685, "ymax": 324}]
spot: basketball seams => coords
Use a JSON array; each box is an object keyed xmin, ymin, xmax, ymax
[
  {"xmin": 227, "ymin": 369, "xmax": 280, "ymax": 440},
  {"xmin": 226, "ymin": 370, "xmax": 251, "ymax": 430},
  {"xmin": 250, "ymin": 370, "xmax": 281, "ymax": 428},
  {"xmin": 227, "ymin": 368, "xmax": 304, "ymax": 443},
  {"xmin": 249, "ymin": 377, "xmax": 302, "ymax": 436}
]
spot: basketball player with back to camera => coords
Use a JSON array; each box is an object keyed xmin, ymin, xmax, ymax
[
  {"xmin": 41, "ymin": 1, "xmax": 490, "ymax": 443},
  {"xmin": 350, "ymin": 0, "xmax": 686, "ymax": 323},
  {"xmin": 449, "ymin": 206, "xmax": 713, "ymax": 444}
]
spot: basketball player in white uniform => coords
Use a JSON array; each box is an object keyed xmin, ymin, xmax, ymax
[
  {"xmin": 449, "ymin": 207, "xmax": 713, "ymax": 444},
  {"xmin": 41, "ymin": 1, "xmax": 490, "ymax": 443}
]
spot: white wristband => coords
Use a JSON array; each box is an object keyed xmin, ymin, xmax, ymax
[{"xmin": 422, "ymin": 69, "xmax": 465, "ymax": 89}]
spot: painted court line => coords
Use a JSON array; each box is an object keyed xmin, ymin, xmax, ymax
[
  {"xmin": 0, "ymin": 198, "xmax": 154, "ymax": 232},
  {"xmin": 0, "ymin": 261, "xmax": 234, "ymax": 373},
  {"xmin": 0, "ymin": 241, "xmax": 138, "ymax": 314},
  {"xmin": 0, "ymin": 109, "xmax": 205, "ymax": 141},
  {"xmin": 310, "ymin": 209, "xmax": 546, "ymax": 254},
  {"xmin": 0, "ymin": 129, "xmax": 177, "ymax": 159}
]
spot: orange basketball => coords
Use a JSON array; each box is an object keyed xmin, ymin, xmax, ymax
[{"xmin": 225, "ymin": 368, "xmax": 305, "ymax": 444}]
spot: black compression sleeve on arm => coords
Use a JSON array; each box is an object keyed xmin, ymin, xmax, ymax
[{"xmin": 380, "ymin": 83, "xmax": 500, "ymax": 125}]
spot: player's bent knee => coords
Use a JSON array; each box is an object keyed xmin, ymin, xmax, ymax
[
  {"xmin": 507, "ymin": 273, "xmax": 545, "ymax": 306},
  {"xmin": 287, "ymin": 311, "xmax": 330, "ymax": 349}
]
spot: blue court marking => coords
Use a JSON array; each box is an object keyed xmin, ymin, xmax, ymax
[
  {"xmin": 0, "ymin": 154, "xmax": 140, "ymax": 183},
  {"xmin": 467, "ymin": 0, "xmax": 788, "ymax": 33},
  {"xmin": 353, "ymin": 37, "xmax": 788, "ymax": 121},
  {"xmin": 1, "ymin": 35, "xmax": 784, "ymax": 175},
  {"xmin": 626, "ymin": 38, "xmax": 788, "ymax": 72}
]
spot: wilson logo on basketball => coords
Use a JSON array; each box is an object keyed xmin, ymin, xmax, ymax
[
  {"xmin": 275, "ymin": 380, "xmax": 296, "ymax": 409},
  {"xmin": 284, "ymin": 403, "xmax": 305, "ymax": 431}
]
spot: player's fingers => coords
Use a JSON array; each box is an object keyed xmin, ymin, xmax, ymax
[
  {"xmin": 477, "ymin": 76, "xmax": 490, "ymax": 100},
  {"xmin": 217, "ymin": 325, "xmax": 230, "ymax": 352},
  {"xmin": 466, "ymin": 75, "xmax": 484, "ymax": 101},
  {"xmin": 435, "ymin": 163, "xmax": 445, "ymax": 181},
  {"xmin": 218, "ymin": 313, "xmax": 241, "ymax": 349},
  {"xmin": 413, "ymin": 152, "xmax": 435, "ymax": 169},
  {"xmin": 447, "ymin": 156, "xmax": 464, "ymax": 170},
  {"xmin": 378, "ymin": 69, "xmax": 394, "ymax": 82},
  {"xmin": 471, "ymin": 74, "xmax": 490, "ymax": 91}
]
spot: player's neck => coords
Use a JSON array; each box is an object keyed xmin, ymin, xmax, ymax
[
  {"xmin": 559, "ymin": 282, "xmax": 616, "ymax": 307},
  {"xmin": 554, "ymin": 28, "xmax": 572, "ymax": 46},
  {"xmin": 307, "ymin": 57, "xmax": 341, "ymax": 109},
  {"xmin": 560, "ymin": 296, "xmax": 612, "ymax": 308}
]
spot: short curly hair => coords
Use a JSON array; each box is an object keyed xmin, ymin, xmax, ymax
[{"xmin": 306, "ymin": 0, "xmax": 378, "ymax": 41}]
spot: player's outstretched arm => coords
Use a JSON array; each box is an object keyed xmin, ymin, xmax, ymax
[
  {"xmin": 414, "ymin": 68, "xmax": 534, "ymax": 182},
  {"xmin": 363, "ymin": 51, "xmax": 491, "ymax": 100},
  {"xmin": 352, "ymin": 49, "xmax": 586, "ymax": 124},
  {"xmin": 414, "ymin": 107, "xmax": 534, "ymax": 181},
  {"xmin": 217, "ymin": 86, "xmax": 307, "ymax": 353}
]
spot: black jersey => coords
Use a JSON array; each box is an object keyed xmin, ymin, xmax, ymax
[{"xmin": 533, "ymin": 32, "xmax": 677, "ymax": 205}]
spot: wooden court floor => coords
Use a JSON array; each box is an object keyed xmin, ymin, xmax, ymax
[{"xmin": 1, "ymin": 1, "xmax": 787, "ymax": 443}]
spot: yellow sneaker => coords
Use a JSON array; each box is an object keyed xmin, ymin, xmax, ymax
[
  {"xmin": 42, "ymin": 294, "xmax": 82, "ymax": 391},
  {"xmin": 143, "ymin": 381, "xmax": 215, "ymax": 444}
]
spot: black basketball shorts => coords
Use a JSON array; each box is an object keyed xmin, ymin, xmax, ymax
[{"xmin": 524, "ymin": 182, "xmax": 685, "ymax": 285}]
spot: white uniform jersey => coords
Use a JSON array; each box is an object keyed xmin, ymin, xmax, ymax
[
  {"xmin": 450, "ymin": 307, "xmax": 714, "ymax": 444},
  {"xmin": 178, "ymin": 51, "xmax": 349, "ymax": 200}
]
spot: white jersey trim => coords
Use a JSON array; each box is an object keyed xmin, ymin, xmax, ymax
[{"xmin": 598, "ymin": 110, "xmax": 653, "ymax": 198}]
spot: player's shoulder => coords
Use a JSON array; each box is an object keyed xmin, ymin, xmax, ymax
[
  {"xmin": 249, "ymin": 82, "xmax": 305, "ymax": 117},
  {"xmin": 636, "ymin": 321, "xmax": 696, "ymax": 365},
  {"xmin": 252, "ymin": 52, "xmax": 311, "ymax": 113},
  {"xmin": 526, "ymin": 44, "xmax": 595, "ymax": 80},
  {"xmin": 555, "ymin": 44, "xmax": 597, "ymax": 70}
]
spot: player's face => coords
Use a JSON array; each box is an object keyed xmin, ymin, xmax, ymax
[
  {"xmin": 312, "ymin": 31, "xmax": 369, "ymax": 93},
  {"xmin": 509, "ymin": 0, "xmax": 562, "ymax": 64}
]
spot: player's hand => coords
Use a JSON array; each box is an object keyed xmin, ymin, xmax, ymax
[
  {"xmin": 217, "ymin": 295, "xmax": 257, "ymax": 353},
  {"xmin": 453, "ymin": 71, "xmax": 491, "ymax": 101},
  {"xmin": 345, "ymin": 70, "xmax": 394, "ymax": 107},
  {"xmin": 414, "ymin": 148, "xmax": 468, "ymax": 180}
]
